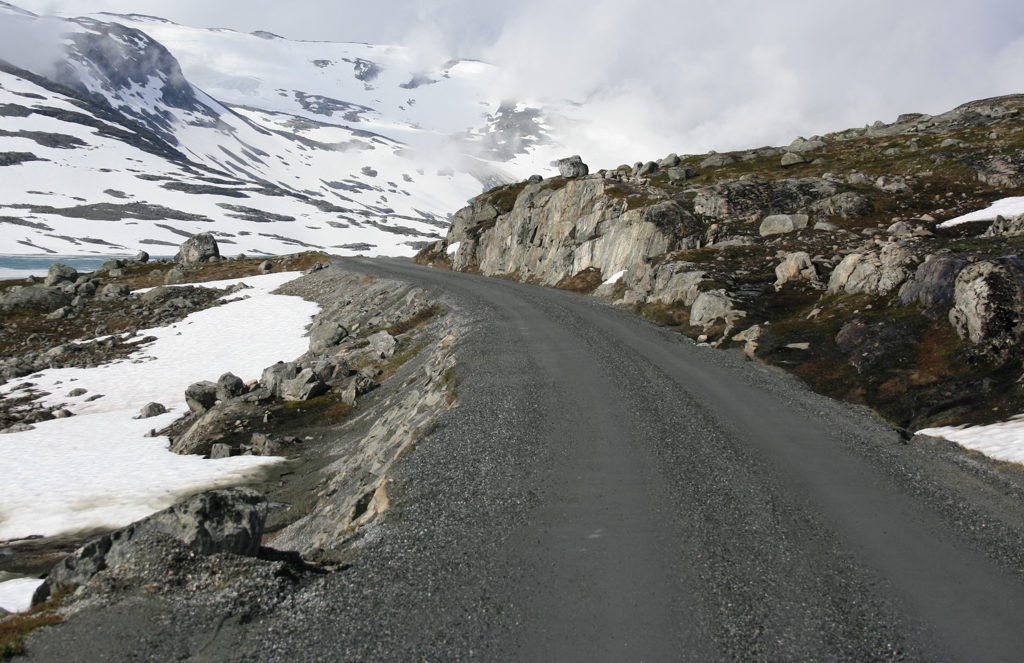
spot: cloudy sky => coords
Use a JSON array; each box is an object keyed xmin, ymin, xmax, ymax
[{"xmin": 8, "ymin": 0, "xmax": 1024, "ymax": 166}]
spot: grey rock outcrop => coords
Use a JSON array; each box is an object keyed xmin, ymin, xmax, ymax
[
  {"xmin": 827, "ymin": 244, "xmax": 917, "ymax": 296},
  {"xmin": 948, "ymin": 257, "xmax": 1024, "ymax": 352},
  {"xmin": 176, "ymin": 232, "xmax": 220, "ymax": 265},
  {"xmin": 690, "ymin": 290, "xmax": 743, "ymax": 329},
  {"xmin": 556, "ymin": 155, "xmax": 589, "ymax": 178},
  {"xmin": 33, "ymin": 488, "xmax": 268, "ymax": 604},
  {"xmin": 984, "ymin": 214, "xmax": 1024, "ymax": 237},
  {"xmin": 278, "ymin": 368, "xmax": 328, "ymax": 401},
  {"xmin": 774, "ymin": 252, "xmax": 820, "ymax": 289},
  {"xmin": 260, "ymin": 361, "xmax": 300, "ymax": 398}
]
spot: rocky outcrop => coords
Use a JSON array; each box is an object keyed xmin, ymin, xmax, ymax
[
  {"xmin": 556, "ymin": 155, "xmax": 589, "ymax": 178},
  {"xmin": 827, "ymin": 244, "xmax": 918, "ymax": 296},
  {"xmin": 450, "ymin": 177, "xmax": 701, "ymax": 287},
  {"xmin": 33, "ymin": 488, "xmax": 268, "ymax": 604},
  {"xmin": 948, "ymin": 257, "xmax": 1024, "ymax": 354},
  {"xmin": 693, "ymin": 178, "xmax": 836, "ymax": 223}
]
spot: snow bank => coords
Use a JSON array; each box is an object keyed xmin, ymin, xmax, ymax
[
  {"xmin": 446, "ymin": 241, "xmax": 461, "ymax": 256},
  {"xmin": 0, "ymin": 272, "xmax": 318, "ymax": 541},
  {"xmin": 0, "ymin": 577, "xmax": 43, "ymax": 613},
  {"xmin": 919, "ymin": 416, "xmax": 1024, "ymax": 465},
  {"xmin": 602, "ymin": 269, "xmax": 626, "ymax": 285},
  {"xmin": 938, "ymin": 197, "xmax": 1024, "ymax": 227}
]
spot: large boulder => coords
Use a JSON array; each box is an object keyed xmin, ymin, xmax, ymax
[
  {"xmin": 948, "ymin": 257, "xmax": 1024, "ymax": 353},
  {"xmin": 216, "ymin": 372, "xmax": 246, "ymax": 401},
  {"xmin": 44, "ymin": 263, "xmax": 78, "ymax": 287},
  {"xmin": 33, "ymin": 488, "xmax": 268, "ymax": 604},
  {"xmin": 690, "ymin": 290, "xmax": 743, "ymax": 329},
  {"xmin": 0, "ymin": 285, "xmax": 70, "ymax": 313},
  {"xmin": 556, "ymin": 155, "xmax": 589, "ymax": 178},
  {"xmin": 176, "ymin": 232, "xmax": 220, "ymax": 265},
  {"xmin": 774, "ymin": 252, "xmax": 820, "ymax": 290},
  {"xmin": 260, "ymin": 361, "xmax": 300, "ymax": 398},
  {"xmin": 309, "ymin": 321, "xmax": 349, "ymax": 354},
  {"xmin": 279, "ymin": 368, "xmax": 328, "ymax": 401}
]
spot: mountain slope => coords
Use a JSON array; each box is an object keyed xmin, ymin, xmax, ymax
[{"xmin": 0, "ymin": 4, "xmax": 561, "ymax": 257}]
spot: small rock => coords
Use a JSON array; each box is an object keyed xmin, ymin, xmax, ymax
[
  {"xmin": 44, "ymin": 263, "xmax": 78, "ymax": 287},
  {"xmin": 527, "ymin": 174, "xmax": 543, "ymax": 184},
  {"xmin": 68, "ymin": 388, "xmax": 87, "ymax": 397},
  {"xmin": 135, "ymin": 251, "xmax": 150, "ymax": 263},
  {"xmin": 780, "ymin": 152, "xmax": 809, "ymax": 167},
  {"xmin": 760, "ymin": 214, "xmax": 810, "ymax": 236},
  {"xmin": 137, "ymin": 402, "xmax": 168, "ymax": 419},
  {"xmin": 259, "ymin": 260, "xmax": 273, "ymax": 274},
  {"xmin": 99, "ymin": 284, "xmax": 131, "ymax": 300},
  {"xmin": 309, "ymin": 321, "xmax": 349, "ymax": 354},
  {"xmin": 216, "ymin": 372, "xmax": 247, "ymax": 401},
  {"xmin": 209, "ymin": 443, "xmax": 232, "ymax": 459}
]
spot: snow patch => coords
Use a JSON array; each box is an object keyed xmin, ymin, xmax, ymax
[
  {"xmin": 446, "ymin": 241, "xmax": 460, "ymax": 255},
  {"xmin": 602, "ymin": 269, "xmax": 626, "ymax": 285},
  {"xmin": 0, "ymin": 577, "xmax": 44, "ymax": 614},
  {"xmin": 938, "ymin": 197, "xmax": 1024, "ymax": 227},
  {"xmin": 919, "ymin": 416, "xmax": 1024, "ymax": 465},
  {"xmin": 0, "ymin": 272, "xmax": 317, "ymax": 541}
]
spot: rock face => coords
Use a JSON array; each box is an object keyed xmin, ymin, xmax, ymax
[
  {"xmin": 948, "ymin": 257, "xmax": 1024, "ymax": 353},
  {"xmin": 449, "ymin": 178, "xmax": 701, "ymax": 287},
  {"xmin": 176, "ymin": 232, "xmax": 220, "ymax": 265},
  {"xmin": 556, "ymin": 155, "xmax": 589, "ymax": 178},
  {"xmin": 33, "ymin": 488, "xmax": 268, "ymax": 604}
]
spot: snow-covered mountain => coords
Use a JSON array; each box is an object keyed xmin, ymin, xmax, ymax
[{"xmin": 0, "ymin": 3, "xmax": 564, "ymax": 257}]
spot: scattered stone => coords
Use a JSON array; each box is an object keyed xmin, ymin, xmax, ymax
[
  {"xmin": 527, "ymin": 174, "xmax": 543, "ymax": 184},
  {"xmin": 99, "ymin": 283, "xmax": 131, "ymax": 300},
  {"xmin": 68, "ymin": 387, "xmax": 87, "ymax": 397},
  {"xmin": 0, "ymin": 285, "xmax": 70, "ymax": 313},
  {"xmin": 341, "ymin": 373, "xmax": 377, "ymax": 406},
  {"xmin": 278, "ymin": 368, "xmax": 328, "ymax": 401},
  {"xmin": 135, "ymin": 250, "xmax": 150, "ymax": 263},
  {"xmin": 774, "ymin": 252, "xmax": 820, "ymax": 290},
  {"xmin": 259, "ymin": 260, "xmax": 273, "ymax": 274},
  {"xmin": 164, "ymin": 267, "xmax": 186, "ymax": 285}
]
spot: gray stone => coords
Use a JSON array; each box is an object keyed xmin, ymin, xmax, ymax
[
  {"xmin": 984, "ymin": 214, "xmax": 1024, "ymax": 237},
  {"xmin": 259, "ymin": 260, "xmax": 273, "ymax": 274},
  {"xmin": 164, "ymin": 267, "xmax": 186, "ymax": 285},
  {"xmin": 899, "ymin": 255, "xmax": 966, "ymax": 317},
  {"xmin": 279, "ymin": 368, "xmax": 328, "ymax": 401},
  {"xmin": 33, "ymin": 488, "xmax": 268, "ymax": 604},
  {"xmin": 99, "ymin": 283, "xmax": 131, "ymax": 300},
  {"xmin": 309, "ymin": 321, "xmax": 349, "ymax": 354},
  {"xmin": 774, "ymin": 252, "xmax": 820, "ymax": 290},
  {"xmin": 657, "ymin": 153, "xmax": 681, "ymax": 168},
  {"xmin": 699, "ymin": 153, "xmax": 737, "ymax": 168},
  {"xmin": 341, "ymin": 373, "xmax": 377, "ymax": 406},
  {"xmin": 812, "ymin": 191, "xmax": 874, "ymax": 219},
  {"xmin": 827, "ymin": 244, "xmax": 917, "ymax": 296},
  {"xmin": 185, "ymin": 380, "xmax": 218, "ymax": 413},
  {"xmin": 556, "ymin": 155, "xmax": 589, "ymax": 178},
  {"xmin": 527, "ymin": 174, "xmax": 543, "ymax": 184},
  {"xmin": 137, "ymin": 402, "xmax": 167, "ymax": 419},
  {"xmin": 666, "ymin": 166, "xmax": 696, "ymax": 182},
  {"xmin": 760, "ymin": 214, "xmax": 810, "ymax": 236},
  {"xmin": 44, "ymin": 263, "xmax": 78, "ymax": 287},
  {"xmin": 176, "ymin": 232, "xmax": 220, "ymax": 265},
  {"xmin": 948, "ymin": 257, "xmax": 1024, "ymax": 350},
  {"xmin": 814, "ymin": 221, "xmax": 841, "ymax": 231},
  {"xmin": 134, "ymin": 251, "xmax": 150, "ymax": 263},
  {"xmin": 260, "ymin": 361, "xmax": 300, "ymax": 398},
  {"xmin": 690, "ymin": 290, "xmax": 741, "ymax": 328},
  {"xmin": 636, "ymin": 161, "xmax": 658, "ymax": 177},
  {"xmin": 0, "ymin": 286, "xmax": 70, "ymax": 313},
  {"xmin": 787, "ymin": 137, "xmax": 826, "ymax": 154},
  {"xmin": 216, "ymin": 372, "xmax": 246, "ymax": 401},
  {"xmin": 209, "ymin": 443, "xmax": 232, "ymax": 459},
  {"xmin": 780, "ymin": 152, "xmax": 809, "ymax": 167},
  {"xmin": 368, "ymin": 330, "xmax": 398, "ymax": 358}
]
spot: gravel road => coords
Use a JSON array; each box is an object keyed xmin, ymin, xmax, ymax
[{"xmin": 24, "ymin": 257, "xmax": 1024, "ymax": 661}]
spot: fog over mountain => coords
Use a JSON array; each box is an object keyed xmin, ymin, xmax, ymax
[{"xmin": 11, "ymin": 0, "xmax": 1024, "ymax": 167}]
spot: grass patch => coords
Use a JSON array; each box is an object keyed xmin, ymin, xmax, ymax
[
  {"xmin": 442, "ymin": 364, "xmax": 459, "ymax": 407},
  {"xmin": 555, "ymin": 267, "xmax": 604, "ymax": 294},
  {"xmin": 387, "ymin": 303, "xmax": 443, "ymax": 336},
  {"xmin": 381, "ymin": 339, "xmax": 429, "ymax": 379},
  {"xmin": 0, "ymin": 589, "xmax": 68, "ymax": 659}
]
